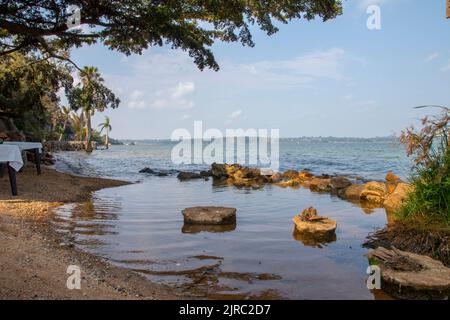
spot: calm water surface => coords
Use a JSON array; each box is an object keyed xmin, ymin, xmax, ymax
[{"xmin": 52, "ymin": 138, "xmax": 406, "ymax": 299}]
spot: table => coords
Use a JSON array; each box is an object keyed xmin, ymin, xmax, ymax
[
  {"xmin": 0, "ymin": 145, "xmax": 24, "ymax": 196},
  {"xmin": 3, "ymin": 141, "xmax": 43, "ymax": 175}
]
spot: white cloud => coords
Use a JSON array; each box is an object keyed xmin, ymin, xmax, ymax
[
  {"xmin": 240, "ymin": 48, "xmax": 348, "ymax": 83},
  {"xmin": 149, "ymin": 81, "xmax": 195, "ymax": 109},
  {"xmin": 343, "ymin": 94, "xmax": 354, "ymax": 100},
  {"xmin": 426, "ymin": 53, "xmax": 440, "ymax": 62},
  {"xmin": 181, "ymin": 114, "xmax": 192, "ymax": 120},
  {"xmin": 440, "ymin": 60, "xmax": 450, "ymax": 72},
  {"xmin": 128, "ymin": 90, "xmax": 146, "ymax": 109},
  {"xmin": 228, "ymin": 109, "xmax": 242, "ymax": 119},
  {"xmin": 171, "ymin": 82, "xmax": 195, "ymax": 99}
]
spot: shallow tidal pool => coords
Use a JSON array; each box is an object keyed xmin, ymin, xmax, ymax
[{"xmin": 52, "ymin": 177, "xmax": 393, "ymax": 299}]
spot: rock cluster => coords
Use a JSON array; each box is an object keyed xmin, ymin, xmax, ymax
[{"xmin": 209, "ymin": 164, "xmax": 413, "ymax": 212}]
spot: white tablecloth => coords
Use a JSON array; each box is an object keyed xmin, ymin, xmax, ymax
[
  {"xmin": 0, "ymin": 145, "xmax": 24, "ymax": 171},
  {"xmin": 4, "ymin": 141, "xmax": 43, "ymax": 153}
]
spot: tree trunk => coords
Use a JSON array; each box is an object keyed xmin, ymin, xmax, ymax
[
  {"xmin": 59, "ymin": 120, "xmax": 68, "ymax": 141},
  {"xmin": 85, "ymin": 110, "xmax": 93, "ymax": 153},
  {"xmin": 105, "ymin": 128, "xmax": 109, "ymax": 149}
]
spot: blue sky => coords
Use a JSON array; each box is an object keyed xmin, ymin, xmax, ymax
[{"xmin": 69, "ymin": 0, "xmax": 450, "ymax": 139}]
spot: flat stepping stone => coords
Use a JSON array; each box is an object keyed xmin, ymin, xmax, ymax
[
  {"xmin": 368, "ymin": 247, "xmax": 450, "ymax": 299},
  {"xmin": 182, "ymin": 206, "xmax": 236, "ymax": 225},
  {"xmin": 292, "ymin": 215, "xmax": 337, "ymax": 235}
]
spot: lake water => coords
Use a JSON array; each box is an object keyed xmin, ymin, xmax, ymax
[{"xmin": 51, "ymin": 138, "xmax": 410, "ymax": 299}]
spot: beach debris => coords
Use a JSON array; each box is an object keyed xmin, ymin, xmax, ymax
[
  {"xmin": 368, "ymin": 247, "xmax": 450, "ymax": 299},
  {"xmin": 182, "ymin": 206, "xmax": 237, "ymax": 225},
  {"xmin": 292, "ymin": 207, "xmax": 337, "ymax": 235},
  {"xmin": 383, "ymin": 183, "xmax": 414, "ymax": 212}
]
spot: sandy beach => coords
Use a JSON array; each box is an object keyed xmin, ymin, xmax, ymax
[{"xmin": 0, "ymin": 164, "xmax": 178, "ymax": 299}]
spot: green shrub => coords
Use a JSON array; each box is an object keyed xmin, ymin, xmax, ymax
[{"xmin": 399, "ymin": 108, "xmax": 450, "ymax": 224}]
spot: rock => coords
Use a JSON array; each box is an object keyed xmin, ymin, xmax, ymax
[
  {"xmin": 383, "ymin": 183, "xmax": 413, "ymax": 212},
  {"xmin": 299, "ymin": 170, "xmax": 314, "ymax": 180},
  {"xmin": 386, "ymin": 172, "xmax": 401, "ymax": 193},
  {"xmin": 139, "ymin": 167, "xmax": 155, "ymax": 174},
  {"xmin": 282, "ymin": 170, "xmax": 299, "ymax": 180},
  {"xmin": 309, "ymin": 178, "xmax": 331, "ymax": 191},
  {"xmin": 277, "ymin": 179, "xmax": 301, "ymax": 188},
  {"xmin": 292, "ymin": 215, "xmax": 337, "ymax": 235},
  {"xmin": 339, "ymin": 184, "xmax": 365, "ymax": 200},
  {"xmin": 330, "ymin": 176, "xmax": 352, "ymax": 190},
  {"xmin": 200, "ymin": 170, "xmax": 212, "ymax": 177},
  {"xmin": 268, "ymin": 172, "xmax": 282, "ymax": 183},
  {"xmin": 292, "ymin": 207, "xmax": 337, "ymax": 236},
  {"xmin": 368, "ymin": 247, "xmax": 450, "ymax": 299},
  {"xmin": 177, "ymin": 172, "xmax": 203, "ymax": 180},
  {"xmin": 385, "ymin": 172, "xmax": 401, "ymax": 184},
  {"xmin": 361, "ymin": 181, "xmax": 388, "ymax": 204},
  {"xmin": 211, "ymin": 163, "xmax": 228, "ymax": 179},
  {"xmin": 182, "ymin": 206, "xmax": 237, "ymax": 225}
]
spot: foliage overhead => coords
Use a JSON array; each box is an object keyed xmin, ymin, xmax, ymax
[
  {"xmin": 0, "ymin": 0, "xmax": 343, "ymax": 70},
  {"xmin": 66, "ymin": 66, "xmax": 119, "ymax": 113}
]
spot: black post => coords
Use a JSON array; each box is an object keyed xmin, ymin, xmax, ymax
[
  {"xmin": 7, "ymin": 163, "xmax": 17, "ymax": 196},
  {"xmin": 34, "ymin": 148, "xmax": 42, "ymax": 175}
]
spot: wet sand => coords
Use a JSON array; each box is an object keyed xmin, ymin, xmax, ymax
[{"xmin": 0, "ymin": 164, "xmax": 178, "ymax": 299}]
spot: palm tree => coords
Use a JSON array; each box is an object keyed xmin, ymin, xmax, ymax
[
  {"xmin": 67, "ymin": 66, "xmax": 120, "ymax": 153},
  {"xmin": 70, "ymin": 112, "xmax": 85, "ymax": 141},
  {"xmin": 58, "ymin": 106, "xmax": 72, "ymax": 141},
  {"xmin": 98, "ymin": 116, "xmax": 112, "ymax": 149}
]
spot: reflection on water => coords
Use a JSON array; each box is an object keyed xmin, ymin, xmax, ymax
[
  {"xmin": 182, "ymin": 224, "xmax": 237, "ymax": 234},
  {"xmin": 292, "ymin": 229, "xmax": 337, "ymax": 248},
  {"xmin": 52, "ymin": 177, "xmax": 394, "ymax": 299}
]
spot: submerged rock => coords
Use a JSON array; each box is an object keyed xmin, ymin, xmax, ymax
[
  {"xmin": 292, "ymin": 207, "xmax": 337, "ymax": 235},
  {"xmin": 368, "ymin": 247, "xmax": 450, "ymax": 299},
  {"xmin": 139, "ymin": 167, "xmax": 155, "ymax": 174},
  {"xmin": 182, "ymin": 206, "xmax": 237, "ymax": 225},
  {"xmin": 177, "ymin": 172, "xmax": 204, "ymax": 181}
]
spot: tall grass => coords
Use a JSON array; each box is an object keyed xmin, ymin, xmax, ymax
[{"xmin": 399, "ymin": 108, "xmax": 450, "ymax": 224}]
